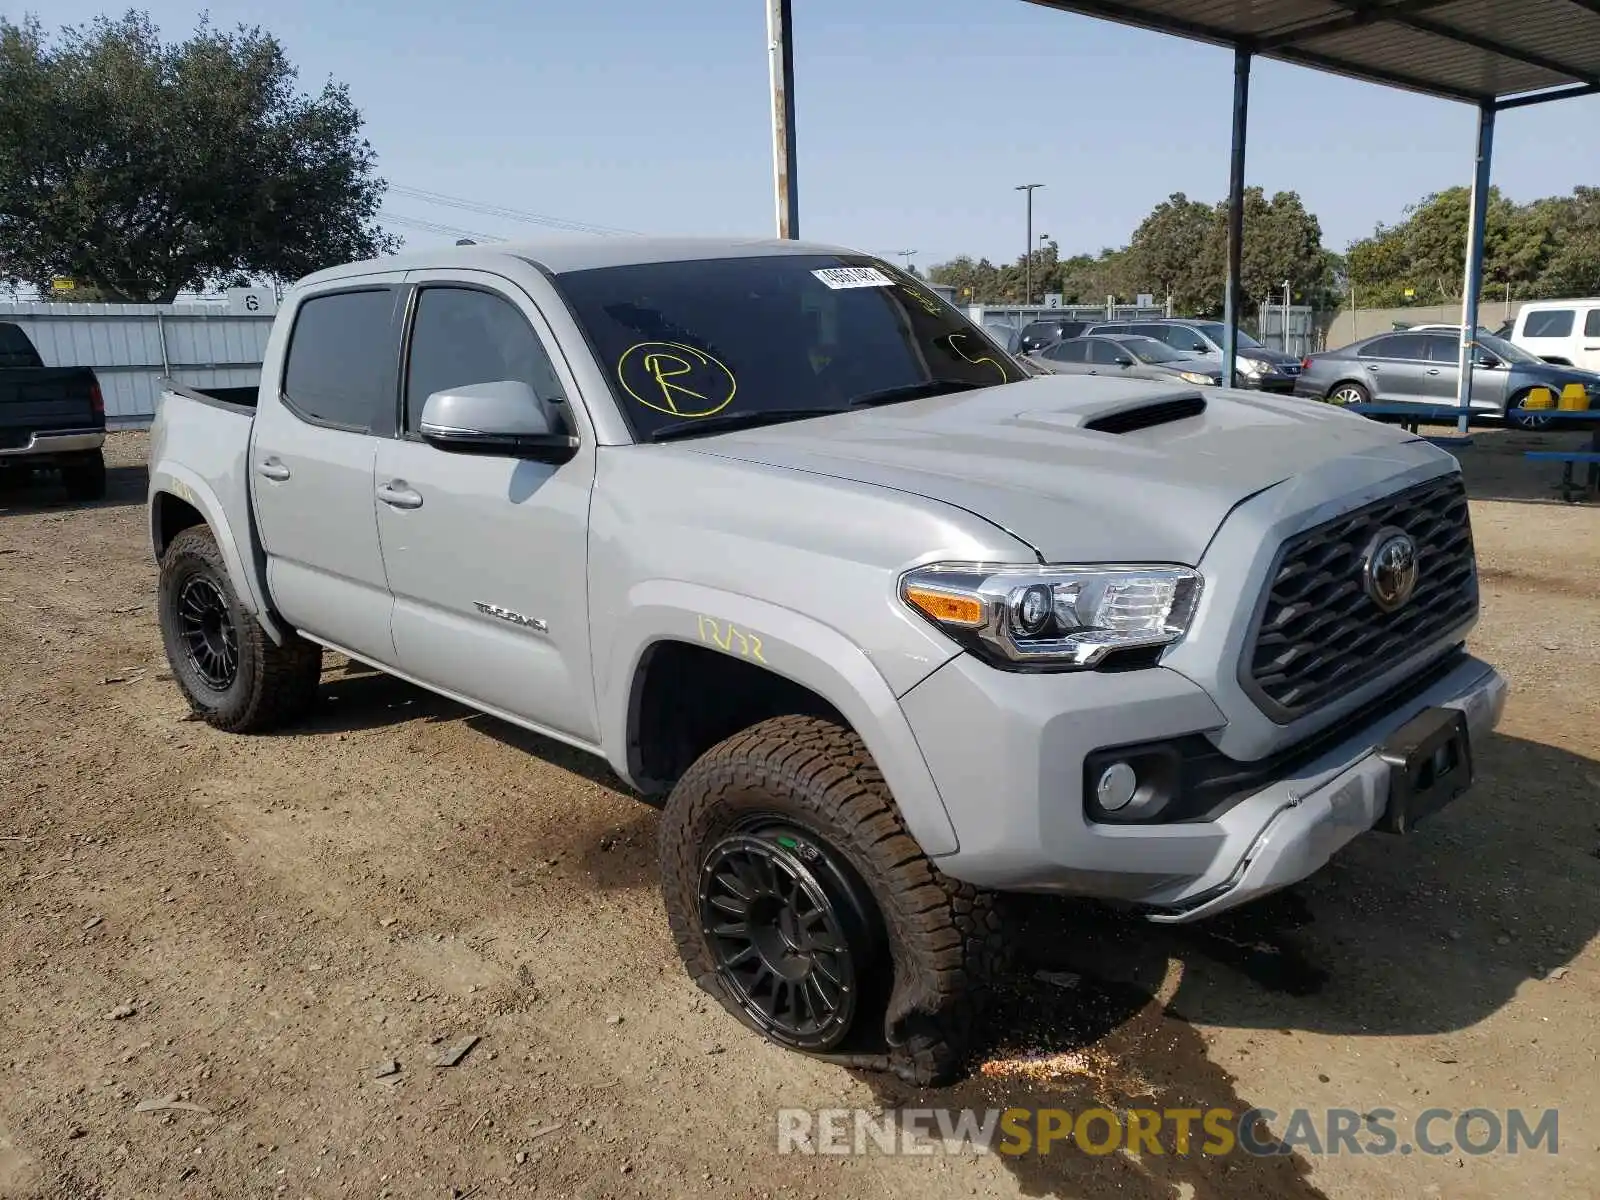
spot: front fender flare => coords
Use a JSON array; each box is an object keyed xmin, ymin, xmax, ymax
[
  {"xmin": 148, "ymin": 464, "xmax": 284, "ymax": 645},
  {"xmin": 602, "ymin": 581, "xmax": 960, "ymax": 857}
]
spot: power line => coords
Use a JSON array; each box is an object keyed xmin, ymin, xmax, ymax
[
  {"xmin": 379, "ymin": 210, "xmax": 505, "ymax": 243},
  {"xmin": 387, "ymin": 184, "xmax": 640, "ymax": 238}
]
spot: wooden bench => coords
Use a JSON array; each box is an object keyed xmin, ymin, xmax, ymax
[{"xmin": 1524, "ymin": 450, "xmax": 1600, "ymax": 503}]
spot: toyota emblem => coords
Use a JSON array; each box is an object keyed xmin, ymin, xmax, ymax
[{"xmin": 1363, "ymin": 528, "xmax": 1419, "ymax": 613}]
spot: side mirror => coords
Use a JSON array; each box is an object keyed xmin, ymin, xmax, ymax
[
  {"xmin": 1475, "ymin": 354, "xmax": 1501, "ymax": 369},
  {"xmin": 1114, "ymin": 355, "xmax": 1135, "ymax": 367},
  {"xmin": 419, "ymin": 381, "xmax": 578, "ymax": 461}
]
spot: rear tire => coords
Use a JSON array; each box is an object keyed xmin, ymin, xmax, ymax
[
  {"xmin": 659, "ymin": 714, "xmax": 1007, "ymax": 1084},
  {"xmin": 1507, "ymin": 389, "xmax": 1555, "ymax": 430},
  {"xmin": 60, "ymin": 450, "xmax": 106, "ymax": 502},
  {"xmin": 1326, "ymin": 381, "xmax": 1369, "ymax": 406},
  {"xmin": 158, "ymin": 526, "xmax": 322, "ymax": 732}
]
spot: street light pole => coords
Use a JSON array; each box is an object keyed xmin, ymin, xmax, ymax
[{"xmin": 1015, "ymin": 184, "xmax": 1043, "ymax": 306}]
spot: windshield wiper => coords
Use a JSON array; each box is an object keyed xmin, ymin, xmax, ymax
[
  {"xmin": 648, "ymin": 407, "xmax": 847, "ymax": 443},
  {"xmin": 847, "ymin": 379, "xmax": 991, "ymax": 408}
]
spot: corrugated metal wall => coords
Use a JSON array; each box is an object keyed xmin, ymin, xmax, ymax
[{"xmin": 0, "ymin": 297, "xmax": 275, "ymax": 427}]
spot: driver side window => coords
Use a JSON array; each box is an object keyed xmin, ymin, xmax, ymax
[
  {"xmin": 404, "ymin": 287, "xmax": 566, "ymax": 435},
  {"xmin": 1087, "ymin": 339, "xmax": 1123, "ymax": 365}
]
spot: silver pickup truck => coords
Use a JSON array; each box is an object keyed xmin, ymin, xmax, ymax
[{"xmin": 147, "ymin": 238, "xmax": 1506, "ymax": 1082}]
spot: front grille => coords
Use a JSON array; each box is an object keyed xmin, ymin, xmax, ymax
[
  {"xmin": 1281, "ymin": 363, "xmax": 1302, "ymax": 375},
  {"xmin": 1241, "ymin": 474, "xmax": 1477, "ymax": 722}
]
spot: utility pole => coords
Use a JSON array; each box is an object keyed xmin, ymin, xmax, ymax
[
  {"xmin": 895, "ymin": 249, "xmax": 917, "ymax": 270},
  {"xmin": 766, "ymin": 0, "xmax": 799, "ymax": 239},
  {"xmin": 1015, "ymin": 184, "xmax": 1043, "ymax": 306}
]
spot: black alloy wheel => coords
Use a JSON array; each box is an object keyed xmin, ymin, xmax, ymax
[
  {"xmin": 176, "ymin": 574, "xmax": 240, "ymax": 690},
  {"xmin": 698, "ymin": 826, "xmax": 878, "ymax": 1052}
]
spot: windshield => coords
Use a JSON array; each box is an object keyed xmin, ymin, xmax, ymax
[
  {"xmin": 1477, "ymin": 332, "xmax": 1542, "ymax": 365},
  {"xmin": 549, "ymin": 254, "xmax": 1026, "ymax": 441},
  {"xmin": 1116, "ymin": 335, "xmax": 1185, "ymax": 365},
  {"xmin": 1191, "ymin": 322, "xmax": 1262, "ymax": 350}
]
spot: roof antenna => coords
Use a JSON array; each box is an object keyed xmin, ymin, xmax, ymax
[{"xmin": 455, "ymin": 238, "xmax": 476, "ymax": 246}]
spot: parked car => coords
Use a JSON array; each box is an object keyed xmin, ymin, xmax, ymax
[
  {"xmin": 1294, "ymin": 327, "xmax": 1600, "ymax": 427},
  {"xmin": 1017, "ymin": 317, "xmax": 1091, "ymax": 355},
  {"xmin": 983, "ymin": 323, "xmax": 1023, "ymax": 355},
  {"xmin": 1083, "ymin": 318, "xmax": 1303, "ymax": 392},
  {"xmin": 1030, "ymin": 335, "xmax": 1222, "ymax": 386},
  {"xmin": 0, "ymin": 322, "xmax": 106, "ymax": 499},
  {"xmin": 1505, "ymin": 298, "xmax": 1600, "ymax": 370},
  {"xmin": 146, "ymin": 238, "xmax": 1504, "ymax": 1082}
]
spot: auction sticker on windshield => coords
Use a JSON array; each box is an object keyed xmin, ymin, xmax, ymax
[{"xmin": 812, "ymin": 266, "xmax": 894, "ymax": 290}]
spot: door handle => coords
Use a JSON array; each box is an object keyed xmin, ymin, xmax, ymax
[
  {"xmin": 1426, "ymin": 368, "xmax": 1441, "ymax": 375},
  {"xmin": 258, "ymin": 459, "xmax": 290, "ymax": 482},
  {"xmin": 1365, "ymin": 364, "xmax": 1380, "ymax": 372},
  {"xmin": 377, "ymin": 481, "xmax": 423, "ymax": 510}
]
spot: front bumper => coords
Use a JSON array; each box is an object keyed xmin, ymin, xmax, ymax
[
  {"xmin": 0, "ymin": 430, "xmax": 105, "ymax": 458},
  {"xmin": 905, "ymin": 651, "xmax": 1506, "ymax": 922},
  {"xmin": 1240, "ymin": 374, "xmax": 1298, "ymax": 393}
]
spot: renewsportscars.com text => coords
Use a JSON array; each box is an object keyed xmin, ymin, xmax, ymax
[{"xmin": 775, "ymin": 1106, "xmax": 1559, "ymax": 1158}]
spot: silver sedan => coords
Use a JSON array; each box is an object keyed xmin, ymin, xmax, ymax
[{"xmin": 1029, "ymin": 335, "xmax": 1223, "ymax": 386}]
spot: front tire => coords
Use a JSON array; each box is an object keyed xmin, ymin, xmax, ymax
[
  {"xmin": 157, "ymin": 526, "xmax": 322, "ymax": 732},
  {"xmin": 60, "ymin": 450, "xmax": 106, "ymax": 501},
  {"xmin": 659, "ymin": 715, "xmax": 1006, "ymax": 1083}
]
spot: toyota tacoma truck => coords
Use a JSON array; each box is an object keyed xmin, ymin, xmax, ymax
[
  {"xmin": 146, "ymin": 239, "xmax": 1506, "ymax": 1082},
  {"xmin": 0, "ymin": 321, "xmax": 106, "ymax": 499}
]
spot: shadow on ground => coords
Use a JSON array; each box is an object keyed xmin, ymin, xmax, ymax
[
  {"xmin": 859, "ymin": 730, "xmax": 1599, "ymax": 1198},
  {"xmin": 1433, "ymin": 424, "xmax": 1599, "ymax": 505},
  {"xmin": 282, "ymin": 666, "xmax": 1600, "ymax": 1199},
  {"xmin": 0, "ymin": 463, "xmax": 147, "ymax": 517}
]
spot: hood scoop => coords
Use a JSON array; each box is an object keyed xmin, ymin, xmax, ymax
[{"xmin": 1081, "ymin": 394, "xmax": 1208, "ymax": 434}]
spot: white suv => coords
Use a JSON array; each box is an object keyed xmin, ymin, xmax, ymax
[{"xmin": 1507, "ymin": 299, "xmax": 1600, "ymax": 370}]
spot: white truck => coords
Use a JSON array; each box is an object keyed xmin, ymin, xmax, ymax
[{"xmin": 147, "ymin": 238, "xmax": 1506, "ymax": 1081}]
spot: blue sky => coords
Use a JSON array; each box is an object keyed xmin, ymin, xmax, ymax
[{"xmin": 35, "ymin": 0, "xmax": 1600, "ymax": 268}]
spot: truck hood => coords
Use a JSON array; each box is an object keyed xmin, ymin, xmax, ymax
[{"xmin": 680, "ymin": 375, "xmax": 1432, "ymax": 564}]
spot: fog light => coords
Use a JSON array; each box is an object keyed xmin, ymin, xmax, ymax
[{"xmin": 1096, "ymin": 762, "xmax": 1138, "ymax": 811}]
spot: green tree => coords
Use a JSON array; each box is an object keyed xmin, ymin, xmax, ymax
[
  {"xmin": 1128, "ymin": 192, "xmax": 1214, "ymax": 313},
  {"xmin": 0, "ymin": 11, "xmax": 396, "ymax": 301}
]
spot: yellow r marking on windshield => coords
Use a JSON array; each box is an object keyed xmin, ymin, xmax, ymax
[
  {"xmin": 641, "ymin": 352, "xmax": 707, "ymax": 415},
  {"xmin": 618, "ymin": 341, "xmax": 737, "ymax": 418}
]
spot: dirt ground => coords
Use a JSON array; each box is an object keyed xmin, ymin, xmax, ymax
[{"xmin": 1, "ymin": 428, "xmax": 1597, "ymax": 1200}]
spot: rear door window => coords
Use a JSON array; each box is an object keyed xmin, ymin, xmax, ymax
[
  {"xmin": 1523, "ymin": 309, "xmax": 1574, "ymax": 338},
  {"xmin": 1584, "ymin": 309, "xmax": 1600, "ymax": 338},
  {"xmin": 282, "ymin": 289, "xmax": 400, "ymax": 433},
  {"xmin": 1362, "ymin": 334, "xmax": 1427, "ymax": 360},
  {"xmin": 1044, "ymin": 340, "xmax": 1087, "ymax": 362}
]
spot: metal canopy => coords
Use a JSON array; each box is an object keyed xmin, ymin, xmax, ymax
[{"xmin": 1024, "ymin": 1, "xmax": 1600, "ymax": 106}]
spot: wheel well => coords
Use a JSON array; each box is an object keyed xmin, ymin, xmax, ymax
[
  {"xmin": 1326, "ymin": 378, "xmax": 1367, "ymax": 398},
  {"xmin": 628, "ymin": 641, "xmax": 846, "ymax": 796},
  {"xmin": 152, "ymin": 492, "xmax": 206, "ymax": 558}
]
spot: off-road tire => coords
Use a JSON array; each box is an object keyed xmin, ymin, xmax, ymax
[
  {"xmin": 60, "ymin": 450, "xmax": 107, "ymax": 502},
  {"xmin": 158, "ymin": 526, "xmax": 322, "ymax": 732},
  {"xmin": 659, "ymin": 714, "xmax": 1007, "ymax": 1084}
]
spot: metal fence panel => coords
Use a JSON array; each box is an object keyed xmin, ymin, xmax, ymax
[{"xmin": 0, "ymin": 299, "xmax": 275, "ymax": 426}]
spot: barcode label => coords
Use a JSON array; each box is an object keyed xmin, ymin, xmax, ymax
[{"xmin": 811, "ymin": 266, "xmax": 894, "ymax": 290}]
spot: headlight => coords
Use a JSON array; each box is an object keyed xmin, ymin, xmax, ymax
[
  {"xmin": 1179, "ymin": 371, "xmax": 1213, "ymax": 385},
  {"xmin": 899, "ymin": 562, "xmax": 1202, "ymax": 669},
  {"xmin": 1236, "ymin": 357, "xmax": 1265, "ymax": 376}
]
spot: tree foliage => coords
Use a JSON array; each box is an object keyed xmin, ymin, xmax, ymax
[
  {"xmin": 0, "ymin": 10, "xmax": 397, "ymax": 301},
  {"xmin": 930, "ymin": 188, "xmax": 1334, "ymax": 314},
  {"xmin": 1344, "ymin": 186, "xmax": 1600, "ymax": 306}
]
